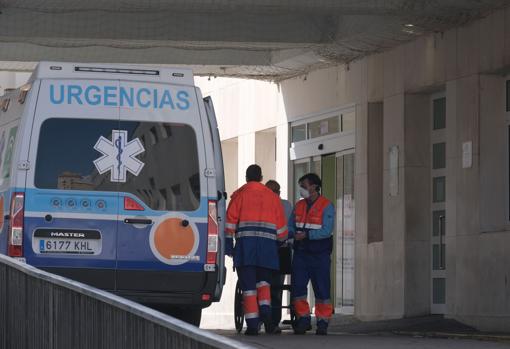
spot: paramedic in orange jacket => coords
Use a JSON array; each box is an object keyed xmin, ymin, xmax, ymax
[
  {"xmin": 289, "ymin": 173, "xmax": 335, "ymax": 336},
  {"xmin": 225, "ymin": 165, "xmax": 288, "ymax": 335}
]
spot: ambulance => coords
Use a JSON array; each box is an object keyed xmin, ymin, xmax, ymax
[{"xmin": 0, "ymin": 62, "xmax": 227, "ymax": 326}]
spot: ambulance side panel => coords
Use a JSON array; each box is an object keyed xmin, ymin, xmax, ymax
[{"xmin": 0, "ymin": 81, "xmax": 40, "ymax": 256}]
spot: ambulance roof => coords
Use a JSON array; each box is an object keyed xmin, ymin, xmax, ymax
[{"xmin": 29, "ymin": 62, "xmax": 195, "ymax": 86}]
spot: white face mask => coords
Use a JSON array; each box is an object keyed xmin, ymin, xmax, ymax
[{"xmin": 299, "ymin": 187, "xmax": 310, "ymax": 199}]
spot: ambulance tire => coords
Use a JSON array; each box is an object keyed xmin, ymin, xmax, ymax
[
  {"xmin": 177, "ymin": 307, "xmax": 202, "ymax": 327},
  {"xmin": 152, "ymin": 305, "xmax": 202, "ymax": 327}
]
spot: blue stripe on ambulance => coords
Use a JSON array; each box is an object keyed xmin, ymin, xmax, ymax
[{"xmin": 22, "ymin": 187, "xmax": 213, "ymax": 271}]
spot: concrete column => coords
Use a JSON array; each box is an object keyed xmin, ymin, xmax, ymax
[
  {"xmin": 477, "ymin": 74, "xmax": 510, "ymax": 332},
  {"xmin": 237, "ymin": 133, "xmax": 255, "ymax": 185},
  {"xmin": 403, "ymin": 94, "xmax": 431, "ymax": 317},
  {"xmin": 276, "ymin": 123, "xmax": 289, "ymax": 200},
  {"xmin": 449, "ymin": 75, "xmax": 481, "ymax": 327},
  {"xmin": 255, "ymin": 128, "xmax": 276, "ymax": 182},
  {"xmin": 355, "ymin": 102, "xmax": 384, "ymax": 319},
  {"xmin": 0, "ymin": 71, "xmax": 16, "ymax": 95},
  {"xmin": 381, "ymin": 93, "xmax": 406, "ymax": 319}
]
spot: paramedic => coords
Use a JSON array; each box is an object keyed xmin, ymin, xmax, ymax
[
  {"xmin": 265, "ymin": 179, "xmax": 293, "ymax": 334},
  {"xmin": 289, "ymin": 173, "xmax": 335, "ymax": 336},
  {"xmin": 225, "ymin": 165, "xmax": 288, "ymax": 335}
]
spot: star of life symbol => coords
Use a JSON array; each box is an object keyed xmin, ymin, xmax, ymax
[{"xmin": 93, "ymin": 130, "xmax": 145, "ymax": 182}]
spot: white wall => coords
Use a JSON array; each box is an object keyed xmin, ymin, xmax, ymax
[
  {"xmin": 195, "ymin": 77, "xmax": 290, "ymax": 328},
  {"xmin": 0, "ymin": 71, "xmax": 30, "ymax": 94},
  {"xmin": 195, "ymin": 77, "xmax": 289, "ymax": 198}
]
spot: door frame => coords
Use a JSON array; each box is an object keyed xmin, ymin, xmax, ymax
[{"xmin": 430, "ymin": 91, "xmax": 447, "ymax": 314}]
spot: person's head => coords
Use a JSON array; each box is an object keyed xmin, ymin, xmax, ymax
[
  {"xmin": 298, "ymin": 173, "xmax": 321, "ymax": 199},
  {"xmin": 265, "ymin": 180, "xmax": 281, "ymax": 196},
  {"xmin": 246, "ymin": 164, "xmax": 263, "ymax": 182}
]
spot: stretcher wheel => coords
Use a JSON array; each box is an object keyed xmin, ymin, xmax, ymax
[
  {"xmin": 290, "ymin": 305, "xmax": 297, "ymax": 329},
  {"xmin": 234, "ymin": 280, "xmax": 244, "ymax": 333}
]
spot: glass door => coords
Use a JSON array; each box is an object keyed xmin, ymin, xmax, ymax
[
  {"xmin": 336, "ymin": 152, "xmax": 355, "ymax": 313},
  {"xmin": 291, "ymin": 151, "xmax": 355, "ymax": 314},
  {"xmin": 431, "ymin": 94, "xmax": 447, "ymax": 314}
]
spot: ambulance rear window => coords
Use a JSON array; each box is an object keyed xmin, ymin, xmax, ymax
[{"xmin": 35, "ymin": 118, "xmax": 201, "ymax": 211}]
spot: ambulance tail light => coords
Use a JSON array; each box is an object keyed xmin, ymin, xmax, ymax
[
  {"xmin": 8, "ymin": 193, "xmax": 24, "ymax": 257},
  {"xmin": 206, "ymin": 200, "xmax": 218, "ymax": 265}
]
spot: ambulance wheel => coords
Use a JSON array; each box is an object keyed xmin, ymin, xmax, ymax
[
  {"xmin": 152, "ymin": 305, "xmax": 202, "ymax": 327},
  {"xmin": 234, "ymin": 280, "xmax": 244, "ymax": 333},
  {"xmin": 179, "ymin": 308, "xmax": 202, "ymax": 327}
]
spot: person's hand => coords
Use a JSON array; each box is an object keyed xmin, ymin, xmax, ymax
[
  {"xmin": 295, "ymin": 232, "xmax": 306, "ymax": 241},
  {"xmin": 225, "ymin": 238, "xmax": 234, "ymax": 257}
]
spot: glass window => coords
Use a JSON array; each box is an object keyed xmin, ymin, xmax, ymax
[
  {"xmin": 433, "ymin": 176, "xmax": 446, "ymax": 203},
  {"xmin": 433, "ymin": 97, "xmax": 446, "ymax": 130},
  {"xmin": 432, "ymin": 278, "xmax": 446, "ymax": 304},
  {"xmin": 293, "ymin": 161, "xmax": 309, "ymax": 203},
  {"xmin": 312, "ymin": 158, "xmax": 321, "ymax": 177},
  {"xmin": 433, "ymin": 142, "xmax": 446, "ymax": 169},
  {"xmin": 0, "ymin": 125, "xmax": 18, "ymax": 182},
  {"xmin": 291, "ymin": 124, "xmax": 306, "ymax": 142},
  {"xmin": 432, "ymin": 210, "xmax": 446, "ymax": 236},
  {"xmin": 342, "ymin": 112, "xmax": 355, "ymax": 132},
  {"xmin": 432, "ymin": 244, "xmax": 446, "ymax": 270},
  {"xmin": 308, "ymin": 116, "xmax": 339, "ymax": 139},
  {"xmin": 35, "ymin": 118, "xmax": 200, "ymax": 211}
]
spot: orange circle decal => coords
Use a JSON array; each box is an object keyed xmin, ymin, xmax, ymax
[
  {"xmin": 154, "ymin": 218, "xmax": 195, "ymax": 258},
  {"xmin": 149, "ymin": 214, "xmax": 199, "ymax": 265}
]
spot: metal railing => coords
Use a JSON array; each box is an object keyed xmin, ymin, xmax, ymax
[{"xmin": 0, "ymin": 255, "xmax": 252, "ymax": 349}]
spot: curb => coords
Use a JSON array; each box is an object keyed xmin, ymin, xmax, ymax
[{"xmin": 394, "ymin": 330, "xmax": 510, "ymax": 342}]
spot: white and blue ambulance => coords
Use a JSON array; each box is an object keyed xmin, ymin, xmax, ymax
[{"xmin": 0, "ymin": 62, "xmax": 226, "ymax": 326}]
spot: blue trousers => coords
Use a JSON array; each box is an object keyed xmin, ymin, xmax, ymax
[
  {"xmin": 237, "ymin": 266, "xmax": 272, "ymax": 329},
  {"xmin": 291, "ymin": 251, "xmax": 332, "ymax": 327}
]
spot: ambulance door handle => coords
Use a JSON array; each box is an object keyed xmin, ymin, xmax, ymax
[{"xmin": 124, "ymin": 218, "xmax": 153, "ymax": 225}]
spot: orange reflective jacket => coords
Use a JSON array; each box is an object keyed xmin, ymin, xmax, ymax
[
  {"xmin": 225, "ymin": 181, "xmax": 288, "ymax": 270},
  {"xmin": 294, "ymin": 196, "xmax": 333, "ymax": 254}
]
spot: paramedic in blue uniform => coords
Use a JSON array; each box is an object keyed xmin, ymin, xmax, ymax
[
  {"xmin": 225, "ymin": 165, "xmax": 288, "ymax": 335},
  {"xmin": 265, "ymin": 179, "xmax": 293, "ymax": 334},
  {"xmin": 289, "ymin": 173, "xmax": 335, "ymax": 335}
]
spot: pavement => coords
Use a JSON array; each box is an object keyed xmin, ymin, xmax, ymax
[{"xmin": 212, "ymin": 315, "xmax": 510, "ymax": 349}]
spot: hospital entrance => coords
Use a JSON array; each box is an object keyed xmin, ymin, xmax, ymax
[{"xmin": 290, "ymin": 106, "xmax": 355, "ymax": 314}]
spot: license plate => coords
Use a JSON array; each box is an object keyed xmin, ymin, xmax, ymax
[{"xmin": 33, "ymin": 229, "xmax": 102, "ymax": 255}]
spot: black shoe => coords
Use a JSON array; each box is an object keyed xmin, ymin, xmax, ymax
[
  {"xmin": 294, "ymin": 328, "xmax": 307, "ymax": 335},
  {"xmin": 261, "ymin": 314, "xmax": 274, "ymax": 334},
  {"xmin": 293, "ymin": 317, "xmax": 311, "ymax": 335},
  {"xmin": 316, "ymin": 327, "xmax": 328, "ymax": 336},
  {"xmin": 245, "ymin": 327, "xmax": 259, "ymax": 336},
  {"xmin": 272, "ymin": 325, "xmax": 282, "ymax": 334}
]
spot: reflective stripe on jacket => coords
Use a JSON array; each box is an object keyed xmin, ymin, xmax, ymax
[
  {"xmin": 225, "ymin": 181, "xmax": 288, "ymax": 270},
  {"xmin": 294, "ymin": 196, "xmax": 334, "ymax": 254}
]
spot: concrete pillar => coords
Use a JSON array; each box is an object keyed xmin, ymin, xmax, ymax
[
  {"xmin": 276, "ymin": 123, "xmax": 289, "ymax": 200},
  {"xmin": 355, "ymin": 102, "xmax": 384, "ymax": 319},
  {"xmin": 380, "ymin": 93, "xmax": 406, "ymax": 319},
  {"xmin": 403, "ymin": 93, "xmax": 431, "ymax": 317},
  {"xmin": 237, "ymin": 133, "xmax": 255, "ymax": 185},
  {"xmin": 0, "ymin": 71, "xmax": 16, "ymax": 95},
  {"xmin": 255, "ymin": 128, "xmax": 276, "ymax": 182},
  {"xmin": 449, "ymin": 75, "xmax": 481, "ymax": 326}
]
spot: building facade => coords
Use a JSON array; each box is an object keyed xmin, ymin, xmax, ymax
[
  {"xmin": 1, "ymin": 7, "xmax": 510, "ymax": 331},
  {"xmin": 199, "ymin": 6, "xmax": 510, "ymax": 332}
]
